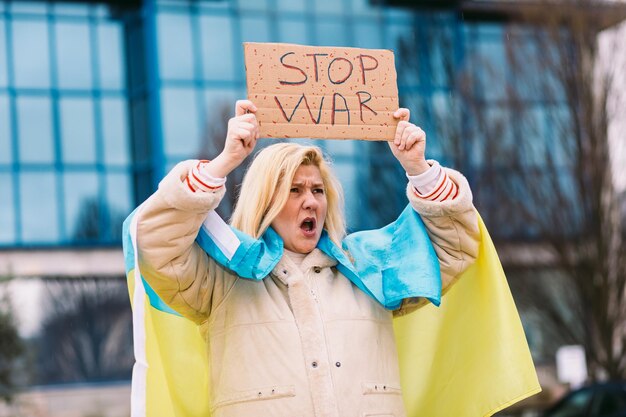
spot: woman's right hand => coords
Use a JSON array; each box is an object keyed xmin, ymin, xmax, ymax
[{"xmin": 207, "ymin": 100, "xmax": 260, "ymax": 178}]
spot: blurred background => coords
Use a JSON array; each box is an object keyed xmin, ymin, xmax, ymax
[{"xmin": 0, "ymin": 0, "xmax": 624, "ymax": 416}]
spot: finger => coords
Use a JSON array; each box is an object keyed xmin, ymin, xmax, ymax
[
  {"xmin": 405, "ymin": 131, "xmax": 420, "ymax": 150},
  {"xmin": 233, "ymin": 127, "xmax": 252, "ymax": 141},
  {"xmin": 393, "ymin": 108, "xmax": 410, "ymax": 122},
  {"xmin": 414, "ymin": 127, "xmax": 426, "ymax": 144},
  {"xmin": 400, "ymin": 130, "xmax": 410, "ymax": 150},
  {"xmin": 237, "ymin": 113, "xmax": 257, "ymax": 123},
  {"xmin": 248, "ymin": 124, "xmax": 259, "ymax": 142},
  {"xmin": 242, "ymin": 133, "xmax": 253, "ymax": 148},
  {"xmin": 235, "ymin": 121, "xmax": 255, "ymax": 131},
  {"xmin": 402, "ymin": 125, "xmax": 420, "ymax": 150},
  {"xmin": 394, "ymin": 121, "xmax": 409, "ymax": 145},
  {"xmin": 401, "ymin": 126, "xmax": 415, "ymax": 144},
  {"xmin": 246, "ymin": 128, "xmax": 259, "ymax": 148},
  {"xmin": 244, "ymin": 126, "xmax": 259, "ymax": 147},
  {"xmin": 235, "ymin": 100, "xmax": 258, "ymax": 116},
  {"xmin": 246, "ymin": 135, "xmax": 257, "ymax": 150}
]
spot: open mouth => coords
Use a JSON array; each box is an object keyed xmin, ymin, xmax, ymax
[{"xmin": 300, "ymin": 217, "xmax": 317, "ymax": 236}]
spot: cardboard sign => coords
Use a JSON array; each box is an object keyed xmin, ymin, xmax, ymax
[{"xmin": 244, "ymin": 42, "xmax": 399, "ymax": 141}]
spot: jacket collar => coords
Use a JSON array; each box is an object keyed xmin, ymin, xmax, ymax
[
  {"xmin": 193, "ymin": 205, "xmax": 442, "ymax": 309},
  {"xmin": 271, "ymin": 248, "xmax": 338, "ymax": 285}
]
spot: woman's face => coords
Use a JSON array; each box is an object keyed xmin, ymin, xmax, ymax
[{"xmin": 271, "ymin": 164, "xmax": 328, "ymax": 254}]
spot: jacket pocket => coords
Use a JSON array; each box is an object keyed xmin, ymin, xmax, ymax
[
  {"xmin": 362, "ymin": 382, "xmax": 402, "ymax": 396},
  {"xmin": 211, "ymin": 385, "xmax": 296, "ymax": 411}
]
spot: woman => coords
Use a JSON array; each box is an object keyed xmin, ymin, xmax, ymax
[{"xmin": 135, "ymin": 100, "xmax": 479, "ymax": 417}]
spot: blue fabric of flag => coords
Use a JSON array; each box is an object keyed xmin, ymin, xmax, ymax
[{"xmin": 194, "ymin": 204, "xmax": 441, "ymax": 310}]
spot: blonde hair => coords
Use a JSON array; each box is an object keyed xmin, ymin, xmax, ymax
[{"xmin": 230, "ymin": 143, "xmax": 346, "ymax": 245}]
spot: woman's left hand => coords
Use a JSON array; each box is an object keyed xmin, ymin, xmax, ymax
[{"xmin": 389, "ymin": 108, "xmax": 430, "ymax": 175}]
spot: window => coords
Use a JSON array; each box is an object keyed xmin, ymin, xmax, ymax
[
  {"xmin": 60, "ymin": 97, "xmax": 97, "ymax": 164},
  {"xmin": 475, "ymin": 40, "xmax": 507, "ymax": 101},
  {"xmin": 63, "ymin": 172, "xmax": 99, "ymax": 241},
  {"xmin": 55, "ymin": 22, "xmax": 93, "ymax": 89},
  {"xmin": 17, "ymin": 96, "xmax": 54, "ymax": 164},
  {"xmin": 427, "ymin": 20, "xmax": 456, "ymax": 88},
  {"xmin": 240, "ymin": 16, "xmax": 271, "ymax": 43},
  {"xmin": 161, "ymin": 87, "xmax": 200, "ymax": 159},
  {"xmin": 331, "ymin": 161, "xmax": 358, "ymax": 226},
  {"xmin": 352, "ymin": 0, "xmax": 380, "ymax": 17},
  {"xmin": 105, "ymin": 173, "xmax": 132, "ymax": 242},
  {"xmin": 237, "ymin": 0, "xmax": 269, "ymax": 13},
  {"xmin": 10, "ymin": 2, "xmax": 47, "ymax": 14},
  {"xmin": 0, "ymin": 94, "xmax": 11, "ymax": 164},
  {"xmin": 199, "ymin": 14, "xmax": 234, "ymax": 80},
  {"xmin": 315, "ymin": 20, "xmax": 348, "ymax": 47},
  {"xmin": 518, "ymin": 106, "xmax": 548, "ymax": 167},
  {"xmin": 353, "ymin": 19, "xmax": 383, "ymax": 49},
  {"xmin": 53, "ymin": 2, "xmax": 90, "ymax": 16},
  {"xmin": 387, "ymin": 24, "xmax": 419, "ymax": 88},
  {"xmin": 12, "ymin": 19, "xmax": 50, "ymax": 89},
  {"xmin": 0, "ymin": 18, "xmax": 7, "ymax": 87},
  {"xmin": 97, "ymin": 23, "xmax": 125, "ymax": 90},
  {"xmin": 19, "ymin": 171, "xmax": 60, "ymax": 243},
  {"xmin": 0, "ymin": 174, "xmax": 15, "ymax": 243},
  {"xmin": 315, "ymin": 0, "xmax": 345, "ymax": 16},
  {"xmin": 157, "ymin": 12, "xmax": 194, "ymax": 80},
  {"xmin": 2, "ymin": 4, "xmax": 132, "ymax": 246},
  {"xmin": 276, "ymin": 0, "xmax": 306, "ymax": 13},
  {"xmin": 101, "ymin": 97, "xmax": 130, "ymax": 165},
  {"xmin": 278, "ymin": 18, "xmax": 309, "ymax": 44}
]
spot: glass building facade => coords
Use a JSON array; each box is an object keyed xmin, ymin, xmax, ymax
[
  {"xmin": 0, "ymin": 1, "xmax": 130, "ymax": 246},
  {"xmin": 0, "ymin": 0, "xmax": 491, "ymax": 248}
]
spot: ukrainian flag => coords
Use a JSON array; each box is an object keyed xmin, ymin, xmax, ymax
[{"xmin": 124, "ymin": 211, "xmax": 540, "ymax": 417}]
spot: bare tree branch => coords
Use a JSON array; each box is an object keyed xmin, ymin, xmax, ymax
[{"xmin": 398, "ymin": 0, "xmax": 626, "ymax": 380}]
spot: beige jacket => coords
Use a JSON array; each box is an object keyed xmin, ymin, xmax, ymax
[{"xmin": 136, "ymin": 160, "xmax": 480, "ymax": 417}]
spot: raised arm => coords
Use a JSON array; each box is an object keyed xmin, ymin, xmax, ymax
[
  {"xmin": 135, "ymin": 100, "xmax": 260, "ymax": 323},
  {"xmin": 406, "ymin": 165, "xmax": 479, "ymax": 292},
  {"xmin": 389, "ymin": 108, "xmax": 479, "ymax": 315}
]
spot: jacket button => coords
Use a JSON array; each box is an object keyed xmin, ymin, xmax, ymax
[
  {"xmin": 313, "ymin": 267, "xmax": 321, "ymax": 273},
  {"xmin": 335, "ymin": 362, "xmax": 341, "ymax": 367},
  {"xmin": 311, "ymin": 361, "xmax": 318, "ymax": 368}
]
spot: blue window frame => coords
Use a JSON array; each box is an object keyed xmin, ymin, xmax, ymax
[
  {"xmin": 2, "ymin": 0, "xmax": 565, "ymax": 244},
  {"xmin": 0, "ymin": 173, "xmax": 15, "ymax": 243},
  {"xmin": 0, "ymin": 93, "xmax": 12, "ymax": 164},
  {"xmin": 0, "ymin": 17, "xmax": 7, "ymax": 87},
  {"xmin": 0, "ymin": 3, "xmax": 132, "ymax": 247}
]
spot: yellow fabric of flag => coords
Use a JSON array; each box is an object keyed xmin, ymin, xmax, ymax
[
  {"xmin": 127, "ymin": 214, "xmax": 540, "ymax": 417},
  {"xmin": 394, "ymin": 215, "xmax": 541, "ymax": 416},
  {"xmin": 128, "ymin": 270, "xmax": 210, "ymax": 417}
]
